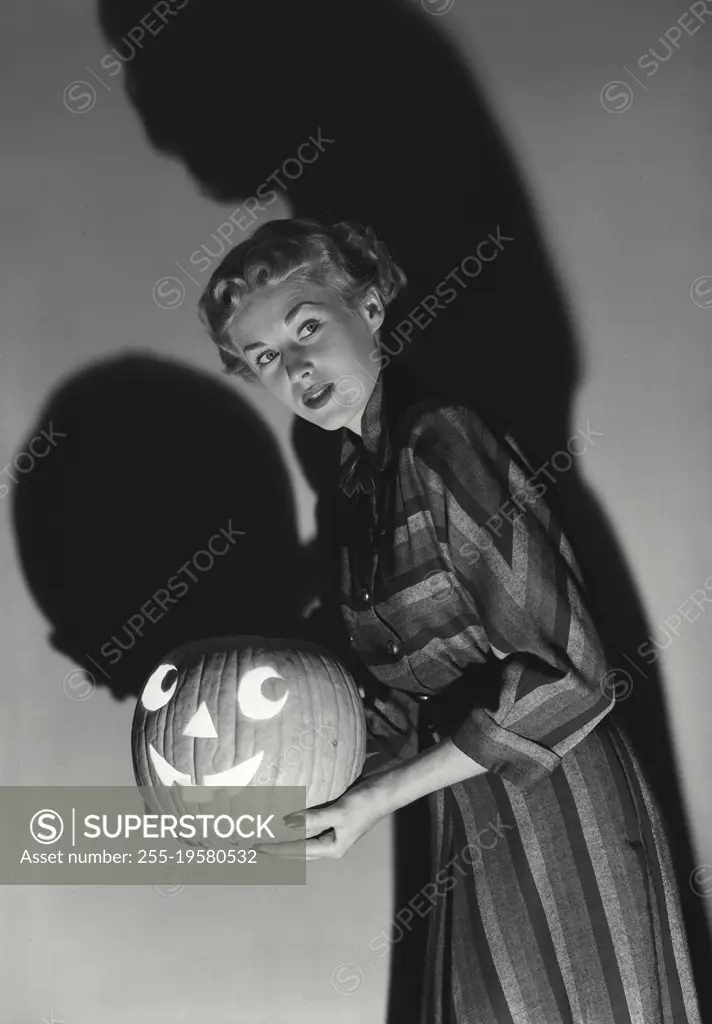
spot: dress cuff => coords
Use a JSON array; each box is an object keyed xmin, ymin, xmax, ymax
[{"xmin": 451, "ymin": 706, "xmax": 563, "ymax": 792}]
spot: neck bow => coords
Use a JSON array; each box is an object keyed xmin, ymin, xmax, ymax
[{"xmin": 337, "ymin": 443, "xmax": 381, "ymax": 500}]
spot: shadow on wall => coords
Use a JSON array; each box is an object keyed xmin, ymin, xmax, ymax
[
  {"xmin": 11, "ymin": 355, "xmax": 316, "ymax": 703},
  {"xmin": 85, "ymin": 0, "xmax": 711, "ymax": 1017},
  {"xmin": 97, "ymin": 0, "xmax": 577, "ymax": 453}
]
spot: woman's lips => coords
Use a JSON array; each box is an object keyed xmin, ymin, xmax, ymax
[{"xmin": 302, "ymin": 382, "xmax": 335, "ymax": 409}]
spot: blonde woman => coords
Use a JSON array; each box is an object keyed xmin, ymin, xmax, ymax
[{"xmin": 198, "ymin": 217, "xmax": 701, "ymax": 1024}]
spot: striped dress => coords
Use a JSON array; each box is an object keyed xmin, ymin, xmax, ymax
[{"xmin": 333, "ymin": 369, "xmax": 701, "ymax": 1024}]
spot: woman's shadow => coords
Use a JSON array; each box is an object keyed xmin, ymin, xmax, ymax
[
  {"xmin": 11, "ymin": 355, "xmax": 317, "ymax": 702},
  {"xmin": 91, "ymin": 0, "xmax": 712, "ymax": 1017}
]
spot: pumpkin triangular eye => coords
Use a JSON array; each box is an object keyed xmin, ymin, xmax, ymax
[{"xmin": 183, "ymin": 701, "xmax": 218, "ymax": 738}]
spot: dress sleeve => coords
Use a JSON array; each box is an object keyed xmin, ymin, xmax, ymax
[{"xmin": 409, "ymin": 405, "xmax": 615, "ymax": 793}]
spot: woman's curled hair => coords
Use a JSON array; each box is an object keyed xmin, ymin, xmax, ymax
[{"xmin": 198, "ymin": 218, "xmax": 407, "ymax": 381}]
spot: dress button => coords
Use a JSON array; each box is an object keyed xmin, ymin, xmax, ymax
[
  {"xmin": 348, "ymin": 635, "xmax": 355, "ymax": 645},
  {"xmin": 362, "ymin": 589, "xmax": 371, "ymax": 604},
  {"xmin": 387, "ymin": 640, "xmax": 400, "ymax": 657}
]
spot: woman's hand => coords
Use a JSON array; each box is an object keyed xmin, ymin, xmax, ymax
[{"xmin": 253, "ymin": 780, "xmax": 388, "ymax": 861}]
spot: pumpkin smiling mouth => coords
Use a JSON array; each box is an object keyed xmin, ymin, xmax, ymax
[{"xmin": 148, "ymin": 745, "xmax": 264, "ymax": 799}]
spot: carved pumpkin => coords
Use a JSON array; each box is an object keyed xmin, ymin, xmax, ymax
[{"xmin": 131, "ymin": 635, "xmax": 367, "ymax": 830}]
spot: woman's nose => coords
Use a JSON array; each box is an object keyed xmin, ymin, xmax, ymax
[{"xmin": 285, "ymin": 346, "xmax": 314, "ymax": 382}]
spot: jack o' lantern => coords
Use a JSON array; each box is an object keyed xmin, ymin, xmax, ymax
[{"xmin": 132, "ymin": 635, "xmax": 367, "ymax": 835}]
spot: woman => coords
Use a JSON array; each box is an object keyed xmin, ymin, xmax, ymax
[{"xmin": 198, "ymin": 218, "xmax": 701, "ymax": 1024}]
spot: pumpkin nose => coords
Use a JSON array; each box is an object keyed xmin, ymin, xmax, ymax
[{"xmin": 182, "ymin": 701, "xmax": 218, "ymax": 739}]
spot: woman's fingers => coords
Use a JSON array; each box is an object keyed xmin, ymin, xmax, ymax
[
  {"xmin": 285, "ymin": 802, "xmax": 345, "ymax": 834},
  {"xmin": 253, "ymin": 830, "xmax": 339, "ymax": 860},
  {"xmin": 256, "ymin": 796, "xmax": 353, "ymax": 859}
]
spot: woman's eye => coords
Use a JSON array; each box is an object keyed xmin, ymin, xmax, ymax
[
  {"xmin": 256, "ymin": 350, "xmax": 278, "ymax": 368},
  {"xmin": 298, "ymin": 319, "xmax": 321, "ymax": 340}
]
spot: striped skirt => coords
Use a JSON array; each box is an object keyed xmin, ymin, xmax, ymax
[{"xmin": 419, "ymin": 715, "xmax": 701, "ymax": 1023}]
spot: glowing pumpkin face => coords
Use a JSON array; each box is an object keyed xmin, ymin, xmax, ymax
[{"xmin": 131, "ymin": 635, "xmax": 367, "ymax": 816}]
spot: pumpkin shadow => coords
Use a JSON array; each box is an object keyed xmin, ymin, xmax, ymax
[
  {"xmin": 93, "ymin": 0, "xmax": 712, "ymax": 1016},
  {"xmin": 11, "ymin": 354, "xmax": 317, "ymax": 703}
]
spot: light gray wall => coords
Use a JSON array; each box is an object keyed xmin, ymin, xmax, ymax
[{"xmin": 1, "ymin": 0, "xmax": 710, "ymax": 1021}]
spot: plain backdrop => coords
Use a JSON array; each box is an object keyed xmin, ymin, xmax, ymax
[{"xmin": 1, "ymin": 0, "xmax": 710, "ymax": 1022}]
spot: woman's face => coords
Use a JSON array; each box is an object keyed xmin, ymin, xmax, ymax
[{"xmin": 231, "ymin": 279, "xmax": 385, "ymax": 432}]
